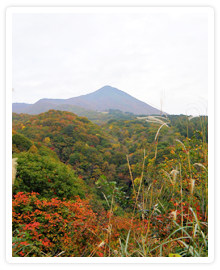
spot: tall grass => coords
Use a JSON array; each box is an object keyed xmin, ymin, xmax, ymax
[
  {"xmin": 12, "ymin": 114, "xmax": 208, "ymax": 257},
  {"xmin": 116, "ymin": 114, "xmax": 209, "ymax": 257}
]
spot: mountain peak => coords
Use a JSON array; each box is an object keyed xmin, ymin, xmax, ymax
[
  {"xmin": 100, "ymin": 85, "xmax": 116, "ymax": 89},
  {"xmin": 96, "ymin": 85, "xmax": 122, "ymax": 92},
  {"xmin": 92, "ymin": 86, "xmax": 128, "ymax": 98},
  {"xmin": 13, "ymin": 86, "xmax": 162, "ymax": 115}
]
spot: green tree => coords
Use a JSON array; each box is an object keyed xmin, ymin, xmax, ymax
[
  {"xmin": 12, "ymin": 133, "xmax": 33, "ymax": 152},
  {"xmin": 13, "ymin": 152, "xmax": 85, "ymax": 200}
]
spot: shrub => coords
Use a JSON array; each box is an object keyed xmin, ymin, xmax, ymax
[
  {"xmin": 12, "ymin": 192, "xmax": 99, "ymax": 257},
  {"xmin": 12, "ymin": 133, "xmax": 33, "ymax": 152},
  {"xmin": 13, "ymin": 152, "xmax": 85, "ymax": 200}
]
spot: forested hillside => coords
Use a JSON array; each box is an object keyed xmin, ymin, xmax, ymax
[{"xmin": 12, "ymin": 110, "xmax": 208, "ymax": 257}]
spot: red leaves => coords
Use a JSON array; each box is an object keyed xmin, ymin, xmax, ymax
[
  {"xmin": 41, "ymin": 237, "xmax": 51, "ymax": 247},
  {"xmin": 24, "ymin": 222, "xmax": 40, "ymax": 230},
  {"xmin": 20, "ymin": 241, "xmax": 29, "ymax": 246},
  {"xmin": 13, "ymin": 188, "xmax": 207, "ymax": 257},
  {"xmin": 12, "ymin": 192, "xmax": 99, "ymax": 256},
  {"xmin": 19, "ymin": 251, "xmax": 25, "ymax": 256}
]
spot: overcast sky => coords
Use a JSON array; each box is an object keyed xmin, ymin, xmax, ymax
[{"xmin": 12, "ymin": 11, "xmax": 209, "ymax": 115}]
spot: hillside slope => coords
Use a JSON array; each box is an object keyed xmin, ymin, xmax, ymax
[{"xmin": 12, "ymin": 86, "xmax": 162, "ymax": 115}]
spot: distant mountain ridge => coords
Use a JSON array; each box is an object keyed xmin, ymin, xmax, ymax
[{"xmin": 12, "ymin": 85, "xmax": 162, "ymax": 115}]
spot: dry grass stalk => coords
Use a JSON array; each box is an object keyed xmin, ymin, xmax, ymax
[
  {"xmin": 170, "ymin": 210, "xmax": 177, "ymax": 221},
  {"xmin": 161, "ymin": 169, "xmax": 179, "ymax": 186},
  {"xmin": 170, "ymin": 169, "xmax": 179, "ymax": 185},
  {"xmin": 126, "ymin": 155, "xmax": 137, "ymax": 199},
  {"xmin": 137, "ymin": 115, "xmax": 170, "ymax": 160},
  {"xmin": 188, "ymin": 115, "xmax": 199, "ymax": 121},
  {"xmin": 12, "ymin": 158, "xmax": 18, "ymax": 185},
  {"xmin": 175, "ymin": 139, "xmax": 187, "ymax": 152},
  {"xmin": 189, "ymin": 178, "xmax": 195, "ymax": 195},
  {"xmin": 155, "ymin": 123, "xmax": 168, "ymax": 141},
  {"xmin": 137, "ymin": 115, "xmax": 169, "ymax": 126},
  {"xmin": 193, "ymin": 163, "xmax": 207, "ymax": 172}
]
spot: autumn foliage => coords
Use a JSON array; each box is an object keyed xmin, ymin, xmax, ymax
[
  {"xmin": 12, "ymin": 192, "xmax": 100, "ymax": 256},
  {"xmin": 12, "ymin": 110, "xmax": 208, "ymax": 257}
]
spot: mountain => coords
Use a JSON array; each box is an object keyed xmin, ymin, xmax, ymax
[
  {"xmin": 12, "ymin": 86, "xmax": 162, "ymax": 115},
  {"xmin": 12, "ymin": 103, "xmax": 31, "ymax": 113}
]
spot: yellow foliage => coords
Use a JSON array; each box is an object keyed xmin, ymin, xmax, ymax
[
  {"xmin": 113, "ymin": 205, "xmax": 118, "ymax": 212},
  {"xmin": 29, "ymin": 145, "xmax": 38, "ymax": 153},
  {"xmin": 134, "ymin": 177, "xmax": 141, "ymax": 186},
  {"xmin": 112, "ymin": 143, "xmax": 120, "ymax": 149},
  {"xmin": 44, "ymin": 137, "xmax": 50, "ymax": 144}
]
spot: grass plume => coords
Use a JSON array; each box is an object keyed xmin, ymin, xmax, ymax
[{"xmin": 12, "ymin": 158, "xmax": 18, "ymax": 185}]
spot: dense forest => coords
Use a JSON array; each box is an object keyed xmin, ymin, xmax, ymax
[{"xmin": 12, "ymin": 110, "xmax": 208, "ymax": 257}]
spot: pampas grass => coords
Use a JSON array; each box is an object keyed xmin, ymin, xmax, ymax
[
  {"xmin": 193, "ymin": 163, "xmax": 208, "ymax": 172},
  {"xmin": 170, "ymin": 210, "xmax": 177, "ymax": 221},
  {"xmin": 189, "ymin": 178, "xmax": 195, "ymax": 195},
  {"xmin": 137, "ymin": 115, "xmax": 170, "ymax": 126},
  {"xmin": 12, "ymin": 158, "xmax": 18, "ymax": 185},
  {"xmin": 188, "ymin": 115, "xmax": 199, "ymax": 121},
  {"xmin": 161, "ymin": 169, "xmax": 179, "ymax": 186},
  {"xmin": 137, "ymin": 116, "xmax": 170, "ymax": 159},
  {"xmin": 170, "ymin": 169, "xmax": 179, "ymax": 185},
  {"xmin": 155, "ymin": 122, "xmax": 168, "ymax": 141}
]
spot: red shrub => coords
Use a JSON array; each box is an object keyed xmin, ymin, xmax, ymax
[{"xmin": 12, "ymin": 192, "xmax": 99, "ymax": 256}]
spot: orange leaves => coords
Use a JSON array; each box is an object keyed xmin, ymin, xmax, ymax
[
  {"xmin": 12, "ymin": 190, "xmax": 207, "ymax": 257},
  {"xmin": 41, "ymin": 237, "xmax": 52, "ymax": 247},
  {"xmin": 24, "ymin": 222, "xmax": 40, "ymax": 230},
  {"xmin": 12, "ymin": 192, "xmax": 100, "ymax": 256},
  {"xmin": 97, "ymin": 251, "xmax": 104, "ymax": 257}
]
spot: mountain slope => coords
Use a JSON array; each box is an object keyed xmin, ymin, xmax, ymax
[
  {"xmin": 12, "ymin": 103, "xmax": 31, "ymax": 113},
  {"xmin": 12, "ymin": 86, "xmax": 162, "ymax": 115}
]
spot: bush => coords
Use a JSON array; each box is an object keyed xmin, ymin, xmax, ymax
[
  {"xmin": 13, "ymin": 152, "xmax": 85, "ymax": 200},
  {"xmin": 12, "ymin": 192, "xmax": 99, "ymax": 257},
  {"xmin": 12, "ymin": 133, "xmax": 33, "ymax": 152}
]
